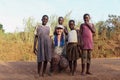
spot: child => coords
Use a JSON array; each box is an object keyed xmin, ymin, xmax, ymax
[
  {"xmin": 80, "ymin": 13, "xmax": 95, "ymax": 75},
  {"xmin": 67, "ymin": 20, "xmax": 80, "ymax": 76},
  {"xmin": 33, "ymin": 15, "xmax": 52, "ymax": 77}
]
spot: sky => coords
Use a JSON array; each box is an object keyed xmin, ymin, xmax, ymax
[{"xmin": 0, "ymin": 0, "xmax": 120, "ymax": 33}]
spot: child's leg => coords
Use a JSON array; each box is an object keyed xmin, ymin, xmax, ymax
[
  {"xmin": 58, "ymin": 63, "xmax": 62, "ymax": 73},
  {"xmin": 42, "ymin": 61, "xmax": 48, "ymax": 76},
  {"xmin": 69, "ymin": 61, "xmax": 72, "ymax": 72},
  {"xmin": 50, "ymin": 60, "xmax": 53, "ymax": 72},
  {"xmin": 72, "ymin": 60, "xmax": 77, "ymax": 75},
  {"xmin": 81, "ymin": 50, "xmax": 87, "ymax": 75},
  {"xmin": 86, "ymin": 50, "xmax": 92, "ymax": 74},
  {"xmin": 37, "ymin": 62, "xmax": 42, "ymax": 76},
  {"xmin": 47, "ymin": 61, "xmax": 53, "ymax": 76}
]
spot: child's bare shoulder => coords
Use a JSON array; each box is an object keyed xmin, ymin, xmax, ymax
[{"xmin": 80, "ymin": 23, "xmax": 85, "ymax": 26}]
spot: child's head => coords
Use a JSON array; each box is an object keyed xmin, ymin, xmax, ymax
[
  {"xmin": 69, "ymin": 20, "xmax": 75, "ymax": 30},
  {"xmin": 58, "ymin": 17, "xmax": 64, "ymax": 25},
  {"xmin": 41, "ymin": 15, "xmax": 49, "ymax": 25},
  {"xmin": 83, "ymin": 13, "xmax": 90, "ymax": 22}
]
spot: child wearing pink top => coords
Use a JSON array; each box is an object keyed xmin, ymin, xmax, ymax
[{"xmin": 80, "ymin": 13, "xmax": 95, "ymax": 75}]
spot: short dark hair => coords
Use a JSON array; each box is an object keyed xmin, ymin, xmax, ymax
[
  {"xmin": 69, "ymin": 20, "xmax": 75, "ymax": 24},
  {"xmin": 58, "ymin": 16, "xmax": 64, "ymax": 20},
  {"xmin": 42, "ymin": 15, "xmax": 49, "ymax": 19},
  {"xmin": 83, "ymin": 13, "xmax": 90, "ymax": 19}
]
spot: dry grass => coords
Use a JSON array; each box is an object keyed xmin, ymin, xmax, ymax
[
  {"xmin": 0, "ymin": 14, "xmax": 120, "ymax": 61},
  {"xmin": 0, "ymin": 35, "xmax": 36, "ymax": 61},
  {"xmin": 0, "ymin": 33, "xmax": 120, "ymax": 61}
]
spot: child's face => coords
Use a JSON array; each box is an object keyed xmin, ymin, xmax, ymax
[
  {"xmin": 69, "ymin": 22, "xmax": 75, "ymax": 30},
  {"xmin": 56, "ymin": 28, "xmax": 63, "ymax": 35},
  {"xmin": 58, "ymin": 18, "xmax": 64, "ymax": 25},
  {"xmin": 84, "ymin": 15, "xmax": 90, "ymax": 22},
  {"xmin": 42, "ymin": 16, "xmax": 48, "ymax": 25}
]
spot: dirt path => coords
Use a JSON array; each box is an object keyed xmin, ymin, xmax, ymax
[{"xmin": 0, "ymin": 58, "xmax": 120, "ymax": 80}]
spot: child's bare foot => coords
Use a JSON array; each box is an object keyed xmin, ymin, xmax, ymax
[
  {"xmin": 70, "ymin": 72, "xmax": 73, "ymax": 76},
  {"xmin": 81, "ymin": 72, "xmax": 86, "ymax": 76},
  {"xmin": 86, "ymin": 72, "xmax": 92, "ymax": 75},
  {"xmin": 42, "ymin": 73, "xmax": 44, "ymax": 77},
  {"xmin": 72, "ymin": 72, "xmax": 74, "ymax": 76},
  {"xmin": 34, "ymin": 73, "xmax": 40, "ymax": 79},
  {"xmin": 70, "ymin": 69, "xmax": 72, "ymax": 73},
  {"xmin": 38, "ymin": 73, "xmax": 41, "ymax": 77},
  {"xmin": 47, "ymin": 72, "xmax": 52, "ymax": 76},
  {"xmin": 72, "ymin": 71, "xmax": 76, "ymax": 76}
]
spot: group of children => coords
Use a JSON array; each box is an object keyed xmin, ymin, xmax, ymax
[{"xmin": 33, "ymin": 13, "xmax": 95, "ymax": 77}]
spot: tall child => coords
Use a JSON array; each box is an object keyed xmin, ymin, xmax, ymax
[
  {"xmin": 33, "ymin": 15, "xmax": 52, "ymax": 77},
  {"xmin": 80, "ymin": 13, "xmax": 95, "ymax": 75},
  {"xmin": 67, "ymin": 20, "xmax": 80, "ymax": 76}
]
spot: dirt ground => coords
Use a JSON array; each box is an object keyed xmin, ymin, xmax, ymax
[{"xmin": 0, "ymin": 58, "xmax": 120, "ymax": 80}]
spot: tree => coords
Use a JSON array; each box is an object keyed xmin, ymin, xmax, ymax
[{"xmin": 0, "ymin": 24, "xmax": 4, "ymax": 33}]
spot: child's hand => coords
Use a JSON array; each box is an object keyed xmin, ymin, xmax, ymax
[
  {"xmin": 85, "ymin": 21, "xmax": 91, "ymax": 27},
  {"xmin": 33, "ymin": 48, "xmax": 38, "ymax": 55}
]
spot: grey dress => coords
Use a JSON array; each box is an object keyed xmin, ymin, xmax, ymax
[{"xmin": 36, "ymin": 25, "xmax": 52, "ymax": 62}]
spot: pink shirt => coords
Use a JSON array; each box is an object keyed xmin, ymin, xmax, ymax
[{"xmin": 80, "ymin": 23, "xmax": 93, "ymax": 49}]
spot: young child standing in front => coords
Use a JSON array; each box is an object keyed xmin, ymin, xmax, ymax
[
  {"xmin": 80, "ymin": 13, "xmax": 95, "ymax": 75},
  {"xmin": 67, "ymin": 20, "xmax": 80, "ymax": 76},
  {"xmin": 33, "ymin": 15, "xmax": 52, "ymax": 77}
]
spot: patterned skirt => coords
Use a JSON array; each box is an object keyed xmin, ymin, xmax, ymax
[{"xmin": 66, "ymin": 43, "xmax": 80, "ymax": 61}]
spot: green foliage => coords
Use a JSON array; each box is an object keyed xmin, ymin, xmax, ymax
[
  {"xmin": 49, "ymin": 15, "xmax": 58, "ymax": 31},
  {"xmin": 94, "ymin": 15, "xmax": 120, "ymax": 57},
  {"xmin": 0, "ymin": 13, "xmax": 120, "ymax": 61},
  {"xmin": 64, "ymin": 11, "xmax": 72, "ymax": 31},
  {"xmin": 0, "ymin": 24, "xmax": 4, "ymax": 33},
  {"xmin": 23, "ymin": 17, "xmax": 36, "ymax": 42}
]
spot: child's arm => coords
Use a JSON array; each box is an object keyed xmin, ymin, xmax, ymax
[
  {"xmin": 33, "ymin": 27, "xmax": 38, "ymax": 55},
  {"xmin": 49, "ymin": 26, "xmax": 53, "ymax": 39},
  {"xmin": 80, "ymin": 24, "xmax": 83, "ymax": 34},
  {"xmin": 76, "ymin": 29, "xmax": 81, "ymax": 45},
  {"xmin": 33, "ymin": 35, "xmax": 38, "ymax": 55},
  {"xmin": 64, "ymin": 26, "xmax": 68, "ymax": 35},
  {"xmin": 79, "ymin": 24, "xmax": 84, "ymax": 48},
  {"xmin": 85, "ymin": 22, "xmax": 95, "ymax": 33}
]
